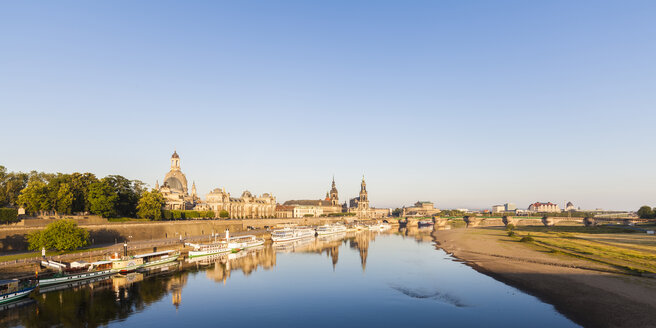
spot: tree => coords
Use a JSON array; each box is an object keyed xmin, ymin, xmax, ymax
[
  {"xmin": 69, "ymin": 172, "xmax": 98, "ymax": 213},
  {"xmin": 27, "ymin": 219, "xmax": 89, "ymax": 251},
  {"xmin": 17, "ymin": 180, "xmax": 51, "ymax": 215},
  {"xmin": 392, "ymin": 208, "xmax": 402, "ymax": 217},
  {"xmin": 219, "ymin": 210, "xmax": 230, "ymax": 218},
  {"xmin": 104, "ymin": 175, "xmax": 145, "ymax": 217},
  {"xmin": 637, "ymin": 206, "xmax": 654, "ymax": 219},
  {"xmin": 137, "ymin": 190, "xmax": 165, "ymax": 220},
  {"xmin": 87, "ymin": 180, "xmax": 118, "ymax": 218},
  {"xmin": 55, "ymin": 183, "xmax": 74, "ymax": 214}
]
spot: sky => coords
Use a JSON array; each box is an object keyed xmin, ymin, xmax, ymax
[{"xmin": 1, "ymin": 1, "xmax": 655, "ymax": 211}]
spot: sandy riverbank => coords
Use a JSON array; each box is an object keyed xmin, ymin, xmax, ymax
[{"xmin": 432, "ymin": 227, "xmax": 656, "ymax": 328}]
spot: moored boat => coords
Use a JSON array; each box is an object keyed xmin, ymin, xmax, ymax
[
  {"xmin": 134, "ymin": 250, "xmax": 180, "ymax": 267},
  {"xmin": 39, "ymin": 260, "xmax": 115, "ymax": 286},
  {"xmin": 0, "ymin": 279, "xmax": 37, "ymax": 304},
  {"xmin": 417, "ymin": 219, "xmax": 434, "ymax": 227},
  {"xmin": 271, "ymin": 227, "xmax": 315, "ymax": 242},
  {"xmin": 111, "ymin": 258, "xmax": 144, "ymax": 274},
  {"xmin": 186, "ymin": 242, "xmax": 231, "ymax": 258},
  {"xmin": 227, "ymin": 235, "xmax": 265, "ymax": 252},
  {"xmin": 316, "ymin": 224, "xmax": 347, "ymax": 235}
]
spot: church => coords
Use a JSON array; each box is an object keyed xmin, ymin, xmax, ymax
[
  {"xmin": 282, "ymin": 177, "xmax": 346, "ymax": 215},
  {"xmin": 156, "ymin": 151, "xmax": 199, "ymax": 210}
]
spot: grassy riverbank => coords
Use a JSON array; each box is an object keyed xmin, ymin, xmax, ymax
[
  {"xmin": 510, "ymin": 225, "xmax": 656, "ymax": 274},
  {"xmin": 433, "ymin": 226, "xmax": 656, "ymax": 328}
]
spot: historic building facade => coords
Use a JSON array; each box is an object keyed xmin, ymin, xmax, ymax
[
  {"xmin": 157, "ymin": 151, "xmax": 199, "ymax": 210},
  {"xmin": 402, "ymin": 201, "xmax": 441, "ymax": 217},
  {"xmin": 349, "ymin": 176, "xmax": 373, "ymax": 219},
  {"xmin": 528, "ymin": 202, "xmax": 561, "ymax": 213},
  {"xmin": 282, "ymin": 177, "xmax": 344, "ymax": 216},
  {"xmin": 157, "ymin": 151, "xmax": 276, "ymax": 217},
  {"xmin": 205, "ymin": 188, "xmax": 276, "ymax": 219}
]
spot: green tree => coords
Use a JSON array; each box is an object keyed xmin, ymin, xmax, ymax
[
  {"xmin": 219, "ymin": 210, "xmax": 230, "ymax": 218},
  {"xmin": 392, "ymin": 208, "xmax": 402, "ymax": 217},
  {"xmin": 55, "ymin": 183, "xmax": 74, "ymax": 214},
  {"xmin": 137, "ymin": 190, "xmax": 165, "ymax": 220},
  {"xmin": 27, "ymin": 219, "xmax": 89, "ymax": 251},
  {"xmin": 637, "ymin": 206, "xmax": 654, "ymax": 219},
  {"xmin": 69, "ymin": 172, "xmax": 98, "ymax": 213},
  {"xmin": 87, "ymin": 180, "xmax": 118, "ymax": 218},
  {"xmin": 104, "ymin": 175, "xmax": 145, "ymax": 217},
  {"xmin": 17, "ymin": 180, "xmax": 51, "ymax": 215}
]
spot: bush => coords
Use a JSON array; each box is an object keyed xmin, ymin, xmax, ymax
[
  {"xmin": 0, "ymin": 208, "xmax": 19, "ymax": 223},
  {"xmin": 507, "ymin": 230, "xmax": 516, "ymax": 237},
  {"xmin": 505, "ymin": 223, "xmax": 515, "ymax": 231},
  {"xmin": 218, "ymin": 210, "xmax": 230, "ymax": 218},
  {"xmin": 201, "ymin": 210, "xmax": 215, "ymax": 218},
  {"xmin": 520, "ymin": 234, "xmax": 534, "ymax": 243},
  {"xmin": 28, "ymin": 219, "xmax": 89, "ymax": 251}
]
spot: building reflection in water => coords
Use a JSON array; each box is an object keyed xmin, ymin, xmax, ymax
[{"xmin": 1, "ymin": 229, "xmax": 399, "ymax": 328}]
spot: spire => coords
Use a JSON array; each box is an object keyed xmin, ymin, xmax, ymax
[
  {"xmin": 191, "ymin": 181, "xmax": 197, "ymax": 196},
  {"xmin": 155, "ymin": 180, "xmax": 159, "ymax": 190}
]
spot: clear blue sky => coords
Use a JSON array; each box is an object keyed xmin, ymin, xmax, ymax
[{"xmin": 1, "ymin": 1, "xmax": 655, "ymax": 211}]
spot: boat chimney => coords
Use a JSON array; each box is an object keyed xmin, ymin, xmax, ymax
[
  {"xmin": 123, "ymin": 242, "xmax": 128, "ymax": 257},
  {"xmin": 225, "ymin": 229, "xmax": 230, "ymax": 240}
]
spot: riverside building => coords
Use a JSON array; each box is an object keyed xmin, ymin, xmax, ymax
[{"xmin": 528, "ymin": 202, "xmax": 561, "ymax": 213}]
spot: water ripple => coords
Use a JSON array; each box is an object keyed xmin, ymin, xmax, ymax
[{"xmin": 390, "ymin": 285, "xmax": 468, "ymax": 308}]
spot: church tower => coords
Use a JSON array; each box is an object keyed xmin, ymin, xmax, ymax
[
  {"xmin": 171, "ymin": 151, "xmax": 180, "ymax": 171},
  {"xmin": 329, "ymin": 176, "xmax": 339, "ymax": 206},
  {"xmin": 191, "ymin": 181, "xmax": 197, "ymax": 198},
  {"xmin": 359, "ymin": 175, "xmax": 369, "ymax": 210}
]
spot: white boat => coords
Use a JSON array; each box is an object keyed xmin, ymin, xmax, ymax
[
  {"xmin": 0, "ymin": 279, "xmax": 37, "ymax": 304},
  {"xmin": 227, "ymin": 235, "xmax": 265, "ymax": 252},
  {"xmin": 369, "ymin": 223, "xmax": 391, "ymax": 231},
  {"xmin": 316, "ymin": 224, "xmax": 347, "ymax": 235},
  {"xmin": 187, "ymin": 242, "xmax": 231, "ymax": 258},
  {"xmin": 134, "ymin": 250, "xmax": 180, "ymax": 267},
  {"xmin": 111, "ymin": 257, "xmax": 144, "ymax": 274},
  {"xmin": 271, "ymin": 227, "xmax": 316, "ymax": 242},
  {"xmin": 39, "ymin": 260, "xmax": 115, "ymax": 286}
]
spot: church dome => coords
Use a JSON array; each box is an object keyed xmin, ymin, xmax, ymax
[{"xmin": 164, "ymin": 177, "xmax": 184, "ymax": 193}]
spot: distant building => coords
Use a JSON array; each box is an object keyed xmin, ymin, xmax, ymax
[
  {"xmin": 158, "ymin": 151, "xmax": 198, "ymax": 210},
  {"xmin": 205, "ymin": 189, "xmax": 276, "ymax": 219},
  {"xmin": 275, "ymin": 205, "xmax": 294, "ymax": 218},
  {"xmin": 283, "ymin": 177, "xmax": 344, "ymax": 215},
  {"xmin": 402, "ymin": 201, "xmax": 441, "ymax": 217},
  {"xmin": 565, "ymin": 202, "xmax": 576, "ymax": 211},
  {"xmin": 349, "ymin": 176, "xmax": 374, "ymax": 219},
  {"xmin": 491, "ymin": 205, "xmax": 505, "ymax": 213},
  {"xmin": 504, "ymin": 203, "xmax": 516, "ymax": 211},
  {"xmin": 293, "ymin": 205, "xmax": 323, "ymax": 218},
  {"xmin": 528, "ymin": 202, "xmax": 561, "ymax": 213}
]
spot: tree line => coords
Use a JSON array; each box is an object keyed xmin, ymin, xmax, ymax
[
  {"xmin": 637, "ymin": 206, "xmax": 656, "ymax": 219},
  {"xmin": 0, "ymin": 165, "xmax": 159, "ymax": 219}
]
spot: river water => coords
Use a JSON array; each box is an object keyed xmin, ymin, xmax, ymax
[{"xmin": 1, "ymin": 229, "xmax": 577, "ymax": 327}]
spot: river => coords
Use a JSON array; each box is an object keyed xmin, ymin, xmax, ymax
[{"xmin": 1, "ymin": 228, "xmax": 577, "ymax": 327}]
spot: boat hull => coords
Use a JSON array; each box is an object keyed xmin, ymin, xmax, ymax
[
  {"xmin": 0, "ymin": 287, "xmax": 35, "ymax": 304},
  {"xmin": 142, "ymin": 254, "xmax": 180, "ymax": 268},
  {"xmin": 188, "ymin": 249, "xmax": 230, "ymax": 258},
  {"xmin": 271, "ymin": 234, "xmax": 314, "ymax": 242},
  {"xmin": 39, "ymin": 270, "xmax": 115, "ymax": 286}
]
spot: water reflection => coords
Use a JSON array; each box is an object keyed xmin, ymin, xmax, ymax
[{"xmin": 0, "ymin": 225, "xmax": 576, "ymax": 328}]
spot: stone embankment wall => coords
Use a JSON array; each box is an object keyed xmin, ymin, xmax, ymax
[{"xmin": 0, "ymin": 217, "xmax": 347, "ymax": 252}]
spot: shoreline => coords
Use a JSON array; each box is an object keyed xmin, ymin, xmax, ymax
[{"xmin": 432, "ymin": 227, "xmax": 656, "ymax": 328}]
